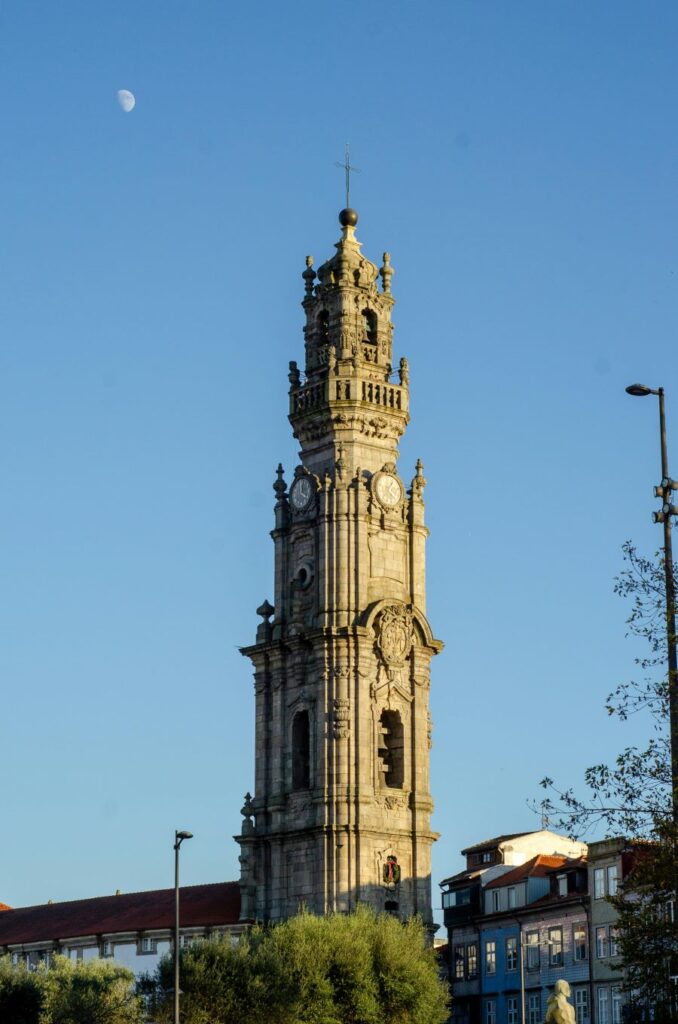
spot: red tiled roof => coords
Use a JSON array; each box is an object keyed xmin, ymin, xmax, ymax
[
  {"xmin": 484, "ymin": 855, "xmax": 567, "ymax": 890},
  {"xmin": 526, "ymin": 889, "xmax": 587, "ymax": 909},
  {"xmin": 545, "ymin": 856, "xmax": 587, "ymax": 873},
  {"xmin": 0, "ymin": 882, "xmax": 240, "ymax": 946},
  {"xmin": 461, "ymin": 833, "xmax": 537, "ymax": 855}
]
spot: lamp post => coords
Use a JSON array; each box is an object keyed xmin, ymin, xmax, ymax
[
  {"xmin": 174, "ymin": 829, "xmax": 193, "ymax": 1024},
  {"xmin": 625, "ymin": 384, "xmax": 678, "ymax": 824}
]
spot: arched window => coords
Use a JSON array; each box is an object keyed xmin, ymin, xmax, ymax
[
  {"xmin": 362, "ymin": 309, "xmax": 377, "ymax": 344},
  {"xmin": 292, "ymin": 710, "xmax": 310, "ymax": 790},
  {"xmin": 318, "ymin": 310, "xmax": 329, "ymax": 343},
  {"xmin": 378, "ymin": 710, "xmax": 404, "ymax": 789}
]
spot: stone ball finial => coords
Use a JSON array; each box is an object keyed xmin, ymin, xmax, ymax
[{"xmin": 339, "ymin": 208, "xmax": 359, "ymax": 227}]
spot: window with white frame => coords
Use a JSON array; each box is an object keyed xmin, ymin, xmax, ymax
[
  {"xmin": 506, "ymin": 936, "xmax": 518, "ymax": 971},
  {"xmin": 607, "ymin": 864, "xmax": 619, "ymax": 897},
  {"xmin": 485, "ymin": 939, "xmax": 496, "ymax": 975},
  {"xmin": 100, "ymin": 941, "xmax": 113, "ymax": 958},
  {"xmin": 574, "ymin": 988, "xmax": 589, "ymax": 1024},
  {"xmin": 70, "ymin": 948, "xmax": 83, "ymax": 962},
  {"xmin": 486, "ymin": 999, "xmax": 496, "ymax": 1024},
  {"xmin": 609, "ymin": 926, "xmax": 618, "ymax": 957},
  {"xmin": 507, "ymin": 996, "xmax": 519, "ymax": 1024},
  {"xmin": 598, "ymin": 987, "xmax": 610, "ymax": 1024},
  {"xmin": 466, "ymin": 943, "xmax": 478, "ymax": 978},
  {"xmin": 508, "ymin": 886, "xmax": 516, "ymax": 908},
  {"xmin": 454, "ymin": 945, "xmax": 465, "ymax": 980},
  {"xmin": 594, "ymin": 867, "xmax": 605, "ymax": 899},
  {"xmin": 528, "ymin": 992, "xmax": 540, "ymax": 1024},
  {"xmin": 139, "ymin": 937, "xmax": 157, "ymax": 955},
  {"xmin": 596, "ymin": 925, "xmax": 618, "ymax": 958},
  {"xmin": 557, "ymin": 874, "xmax": 568, "ymax": 896},
  {"xmin": 525, "ymin": 930, "xmax": 539, "ymax": 970},
  {"xmin": 573, "ymin": 924, "xmax": 587, "ymax": 961},
  {"xmin": 548, "ymin": 926, "xmax": 563, "ymax": 966},
  {"xmin": 481, "ymin": 851, "xmax": 493, "ymax": 863},
  {"xmin": 611, "ymin": 987, "xmax": 622, "ymax": 1024}
]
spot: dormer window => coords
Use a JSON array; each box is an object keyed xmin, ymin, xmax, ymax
[{"xmin": 362, "ymin": 309, "xmax": 377, "ymax": 344}]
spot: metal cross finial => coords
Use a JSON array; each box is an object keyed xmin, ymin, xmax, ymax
[{"xmin": 334, "ymin": 143, "xmax": 360, "ymax": 209}]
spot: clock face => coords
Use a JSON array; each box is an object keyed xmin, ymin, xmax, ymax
[
  {"xmin": 290, "ymin": 477, "xmax": 313, "ymax": 511},
  {"xmin": 375, "ymin": 473, "xmax": 402, "ymax": 508}
]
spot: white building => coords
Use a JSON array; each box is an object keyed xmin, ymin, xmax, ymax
[{"xmin": 0, "ymin": 882, "xmax": 244, "ymax": 977}]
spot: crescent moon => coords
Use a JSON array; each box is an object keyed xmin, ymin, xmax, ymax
[{"xmin": 117, "ymin": 90, "xmax": 136, "ymax": 113}]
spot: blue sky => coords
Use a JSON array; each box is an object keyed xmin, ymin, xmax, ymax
[{"xmin": 2, "ymin": 1, "xmax": 677, "ymax": 920}]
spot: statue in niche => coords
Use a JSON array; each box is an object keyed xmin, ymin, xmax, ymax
[{"xmin": 382, "ymin": 854, "xmax": 401, "ymax": 886}]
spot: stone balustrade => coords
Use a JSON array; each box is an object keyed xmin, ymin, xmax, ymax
[{"xmin": 291, "ymin": 377, "xmax": 406, "ymax": 416}]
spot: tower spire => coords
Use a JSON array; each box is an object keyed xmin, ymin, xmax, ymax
[{"xmin": 334, "ymin": 142, "xmax": 360, "ymax": 210}]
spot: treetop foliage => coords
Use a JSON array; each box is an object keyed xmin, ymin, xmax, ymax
[
  {"xmin": 539, "ymin": 541, "xmax": 673, "ymax": 838},
  {"xmin": 536, "ymin": 542, "xmax": 678, "ymax": 1016},
  {"xmin": 0, "ymin": 953, "xmax": 143, "ymax": 1024},
  {"xmin": 144, "ymin": 904, "xmax": 450, "ymax": 1024}
]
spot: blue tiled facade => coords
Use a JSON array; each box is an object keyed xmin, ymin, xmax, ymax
[
  {"xmin": 478, "ymin": 922, "xmax": 522, "ymax": 1024},
  {"xmin": 476, "ymin": 904, "xmax": 591, "ymax": 1024}
]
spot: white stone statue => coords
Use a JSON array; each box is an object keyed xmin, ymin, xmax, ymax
[{"xmin": 545, "ymin": 980, "xmax": 575, "ymax": 1024}]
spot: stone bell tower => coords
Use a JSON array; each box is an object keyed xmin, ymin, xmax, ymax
[{"xmin": 236, "ymin": 208, "xmax": 442, "ymax": 929}]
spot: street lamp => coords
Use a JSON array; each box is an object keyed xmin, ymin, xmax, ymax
[
  {"xmin": 625, "ymin": 384, "xmax": 678, "ymax": 824},
  {"xmin": 174, "ymin": 830, "xmax": 193, "ymax": 1024}
]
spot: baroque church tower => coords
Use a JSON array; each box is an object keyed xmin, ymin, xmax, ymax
[{"xmin": 236, "ymin": 208, "xmax": 442, "ymax": 930}]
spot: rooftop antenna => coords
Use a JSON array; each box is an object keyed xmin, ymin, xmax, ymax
[{"xmin": 335, "ymin": 143, "xmax": 360, "ymax": 209}]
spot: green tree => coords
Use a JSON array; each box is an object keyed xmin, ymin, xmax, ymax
[
  {"xmin": 610, "ymin": 835, "xmax": 677, "ymax": 1021},
  {"xmin": 539, "ymin": 542, "xmax": 677, "ymax": 1017},
  {"xmin": 0, "ymin": 957, "xmax": 44, "ymax": 1024},
  {"xmin": 541, "ymin": 543, "xmax": 671, "ymax": 835},
  {"xmin": 0, "ymin": 955, "xmax": 142, "ymax": 1024},
  {"xmin": 145, "ymin": 905, "xmax": 450, "ymax": 1024},
  {"xmin": 41, "ymin": 956, "xmax": 143, "ymax": 1024}
]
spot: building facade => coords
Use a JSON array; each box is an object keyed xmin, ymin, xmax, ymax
[
  {"xmin": 587, "ymin": 839, "xmax": 626, "ymax": 1024},
  {"xmin": 0, "ymin": 883, "xmax": 243, "ymax": 978},
  {"xmin": 236, "ymin": 208, "xmax": 442, "ymax": 929},
  {"xmin": 441, "ymin": 831, "xmax": 588, "ymax": 1024}
]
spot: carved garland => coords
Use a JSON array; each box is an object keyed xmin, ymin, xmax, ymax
[{"xmin": 332, "ymin": 697, "xmax": 350, "ymax": 739}]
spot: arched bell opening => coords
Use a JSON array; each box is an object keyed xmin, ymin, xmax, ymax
[
  {"xmin": 291, "ymin": 710, "xmax": 310, "ymax": 790},
  {"xmin": 317, "ymin": 310, "xmax": 330, "ymax": 343},
  {"xmin": 361, "ymin": 308, "xmax": 377, "ymax": 344},
  {"xmin": 378, "ymin": 709, "xmax": 404, "ymax": 789}
]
